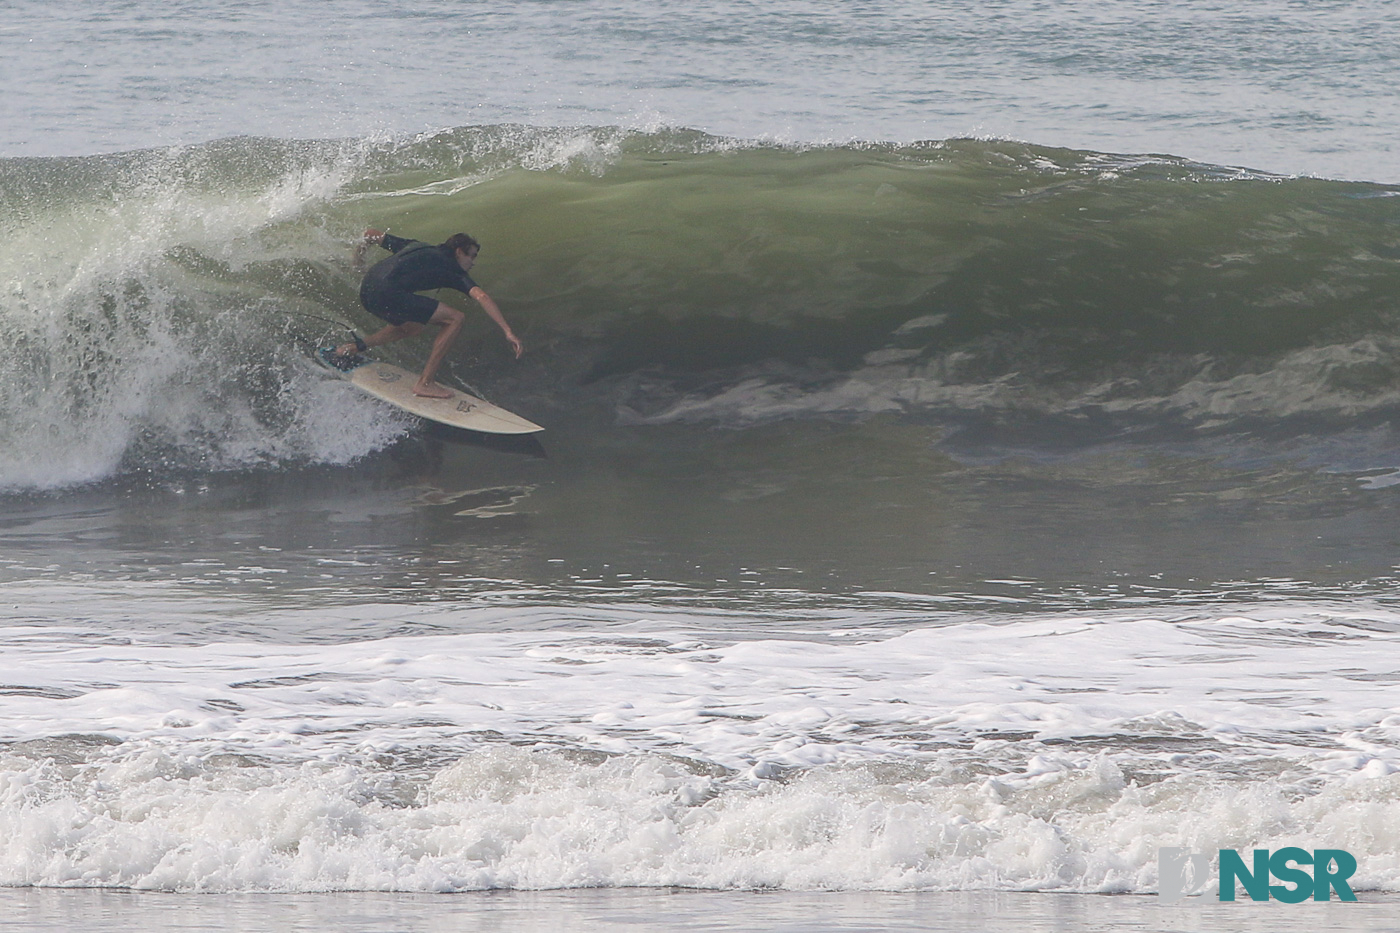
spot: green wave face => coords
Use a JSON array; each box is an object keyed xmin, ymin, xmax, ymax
[{"xmin": 3, "ymin": 126, "xmax": 1400, "ymax": 488}]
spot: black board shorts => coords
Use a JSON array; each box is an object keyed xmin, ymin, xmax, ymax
[{"xmin": 359, "ymin": 275, "xmax": 439, "ymax": 326}]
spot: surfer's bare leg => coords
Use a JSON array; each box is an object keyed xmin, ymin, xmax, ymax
[
  {"xmin": 412, "ymin": 303, "xmax": 465, "ymax": 399},
  {"xmin": 334, "ymin": 322, "xmax": 422, "ymax": 358}
]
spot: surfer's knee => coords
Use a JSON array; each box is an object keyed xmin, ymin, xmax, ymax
[{"xmin": 432, "ymin": 304, "xmax": 465, "ymax": 332}]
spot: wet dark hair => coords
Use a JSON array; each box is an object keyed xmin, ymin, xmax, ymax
[{"xmin": 442, "ymin": 233, "xmax": 480, "ymax": 255}]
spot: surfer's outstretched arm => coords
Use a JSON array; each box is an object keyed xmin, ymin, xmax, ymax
[{"xmin": 470, "ymin": 286, "xmax": 523, "ymax": 358}]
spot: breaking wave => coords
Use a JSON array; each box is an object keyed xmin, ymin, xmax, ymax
[{"xmin": 4, "ymin": 125, "xmax": 1400, "ymax": 489}]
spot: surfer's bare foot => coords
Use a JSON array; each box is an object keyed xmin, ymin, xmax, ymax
[{"xmin": 413, "ymin": 381, "xmax": 454, "ymax": 399}]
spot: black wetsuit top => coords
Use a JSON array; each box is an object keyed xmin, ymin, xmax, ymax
[
  {"xmin": 359, "ymin": 234, "xmax": 479, "ymax": 325},
  {"xmin": 373, "ymin": 233, "xmax": 478, "ymax": 294}
]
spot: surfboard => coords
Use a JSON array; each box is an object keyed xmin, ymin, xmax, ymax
[{"xmin": 343, "ymin": 361, "xmax": 543, "ymax": 435}]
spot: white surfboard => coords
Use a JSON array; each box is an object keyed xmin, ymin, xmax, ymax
[{"xmin": 347, "ymin": 361, "xmax": 543, "ymax": 434}]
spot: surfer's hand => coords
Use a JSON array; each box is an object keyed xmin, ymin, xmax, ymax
[
  {"xmin": 506, "ymin": 332, "xmax": 523, "ymax": 359},
  {"xmin": 352, "ymin": 229, "xmax": 383, "ymax": 273}
]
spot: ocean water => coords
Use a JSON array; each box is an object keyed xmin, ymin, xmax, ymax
[{"xmin": 5, "ymin": 2, "xmax": 1400, "ymax": 930}]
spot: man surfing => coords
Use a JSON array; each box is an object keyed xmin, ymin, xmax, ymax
[{"xmin": 325, "ymin": 229, "xmax": 523, "ymax": 398}]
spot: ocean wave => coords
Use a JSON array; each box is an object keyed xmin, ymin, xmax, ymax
[{"xmin": 3, "ymin": 126, "xmax": 1399, "ymax": 488}]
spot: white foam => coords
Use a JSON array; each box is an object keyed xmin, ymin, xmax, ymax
[
  {"xmin": 1, "ymin": 606, "xmax": 1399, "ymax": 892},
  {"xmin": 0, "ymin": 147, "xmax": 410, "ymax": 490},
  {"xmin": 618, "ymin": 336, "xmax": 1400, "ymax": 431}
]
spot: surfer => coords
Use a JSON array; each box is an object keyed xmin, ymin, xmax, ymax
[{"xmin": 328, "ymin": 229, "xmax": 523, "ymax": 399}]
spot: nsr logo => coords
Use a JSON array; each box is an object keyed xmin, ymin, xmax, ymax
[{"xmin": 1159, "ymin": 848, "xmax": 1358, "ymax": 903}]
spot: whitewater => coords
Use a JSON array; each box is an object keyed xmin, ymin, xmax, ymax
[
  {"xmin": 5, "ymin": 2, "xmax": 1400, "ymax": 932},
  {"xmin": 5, "ymin": 589, "xmax": 1400, "ymax": 894}
]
